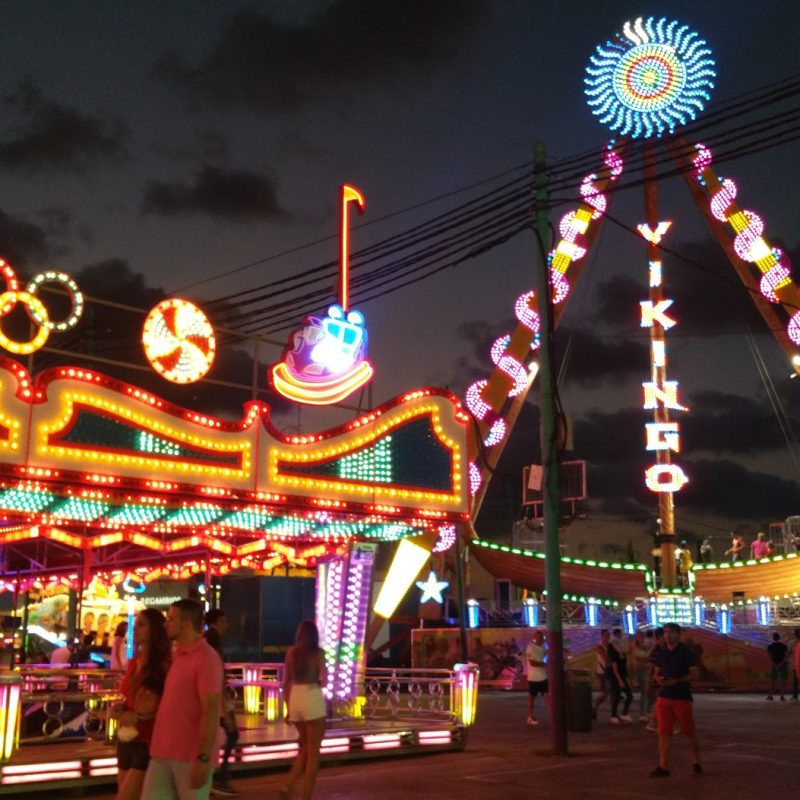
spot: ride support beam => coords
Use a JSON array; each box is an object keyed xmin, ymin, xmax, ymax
[{"xmin": 644, "ymin": 144, "xmax": 677, "ymax": 589}]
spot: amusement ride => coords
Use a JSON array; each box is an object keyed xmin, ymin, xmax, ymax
[{"xmin": 0, "ymin": 12, "xmax": 798, "ymax": 791}]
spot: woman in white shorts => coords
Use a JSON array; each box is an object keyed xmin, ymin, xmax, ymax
[{"xmin": 281, "ymin": 620, "xmax": 327, "ymax": 798}]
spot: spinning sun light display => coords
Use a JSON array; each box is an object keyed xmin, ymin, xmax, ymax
[
  {"xmin": 585, "ymin": 16, "xmax": 716, "ymax": 139},
  {"xmin": 270, "ymin": 184, "xmax": 374, "ymax": 405},
  {"xmin": 142, "ymin": 298, "xmax": 216, "ymax": 383}
]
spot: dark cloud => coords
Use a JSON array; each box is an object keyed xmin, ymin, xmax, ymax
[
  {"xmin": 683, "ymin": 389, "xmax": 798, "ymax": 455},
  {"xmin": 156, "ymin": 0, "xmax": 489, "ymax": 113},
  {"xmin": 142, "ymin": 165, "xmax": 289, "ymax": 221},
  {"xmin": 0, "ymin": 208, "xmax": 53, "ymax": 267},
  {"xmin": 590, "ymin": 240, "xmax": 800, "ymax": 336},
  {"xmin": 150, "ymin": 130, "xmax": 230, "ymax": 165},
  {"xmin": 0, "ymin": 82, "xmax": 128, "ymax": 171},
  {"xmin": 679, "ymin": 459, "xmax": 800, "ymax": 519},
  {"xmin": 278, "ymin": 131, "xmax": 331, "ymax": 162},
  {"xmin": 556, "ymin": 327, "xmax": 648, "ymax": 386}
]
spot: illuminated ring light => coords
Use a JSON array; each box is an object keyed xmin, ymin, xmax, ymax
[
  {"xmin": 26, "ymin": 270, "xmax": 84, "ymax": 331},
  {"xmin": 0, "ymin": 290, "xmax": 50, "ymax": 354},
  {"xmin": 142, "ymin": 298, "xmax": 216, "ymax": 384},
  {"xmin": 585, "ymin": 16, "xmax": 716, "ymax": 138},
  {"xmin": 0, "ymin": 259, "xmax": 19, "ymax": 316}
]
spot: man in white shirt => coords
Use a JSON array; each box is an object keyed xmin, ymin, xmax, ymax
[{"xmin": 525, "ymin": 629, "xmax": 548, "ymax": 725}]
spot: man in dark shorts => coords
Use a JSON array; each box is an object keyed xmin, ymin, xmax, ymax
[
  {"xmin": 525, "ymin": 629, "xmax": 548, "ymax": 725},
  {"xmin": 766, "ymin": 631, "xmax": 789, "ymax": 701},
  {"xmin": 651, "ymin": 622, "xmax": 701, "ymax": 777}
]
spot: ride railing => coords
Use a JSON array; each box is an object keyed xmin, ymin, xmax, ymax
[
  {"xmin": 339, "ymin": 664, "xmax": 479, "ymax": 727},
  {"xmin": 224, "ymin": 662, "xmax": 284, "ymax": 720},
  {"xmin": 0, "ymin": 661, "xmax": 479, "ymax": 762},
  {"xmin": 4, "ymin": 667, "xmax": 124, "ymax": 754}
]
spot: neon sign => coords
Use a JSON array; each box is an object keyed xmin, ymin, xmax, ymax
[
  {"xmin": 638, "ymin": 221, "xmax": 688, "ymax": 494},
  {"xmin": 142, "ymin": 298, "xmax": 216, "ymax": 384},
  {"xmin": 270, "ymin": 184, "xmax": 374, "ymax": 405}
]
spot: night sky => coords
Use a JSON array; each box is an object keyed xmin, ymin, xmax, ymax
[{"xmin": 2, "ymin": 1, "xmax": 800, "ymax": 536}]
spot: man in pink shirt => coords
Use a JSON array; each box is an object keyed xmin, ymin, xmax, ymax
[
  {"xmin": 141, "ymin": 599, "xmax": 223, "ymax": 799},
  {"xmin": 750, "ymin": 532, "xmax": 771, "ymax": 560}
]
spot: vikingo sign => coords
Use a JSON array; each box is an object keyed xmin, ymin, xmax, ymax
[{"xmin": 637, "ymin": 221, "xmax": 688, "ymax": 494}]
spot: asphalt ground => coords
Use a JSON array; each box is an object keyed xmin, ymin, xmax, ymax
[{"xmin": 74, "ymin": 691, "xmax": 798, "ymax": 799}]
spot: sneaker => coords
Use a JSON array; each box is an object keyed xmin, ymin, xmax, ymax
[
  {"xmin": 672, "ymin": 722, "xmax": 681, "ymax": 735},
  {"xmin": 610, "ymin": 716, "xmax": 621, "ymax": 725},
  {"xmin": 211, "ymin": 782, "xmax": 238, "ymax": 797},
  {"xmin": 650, "ymin": 767, "xmax": 670, "ymax": 778},
  {"xmin": 638, "ymin": 715, "xmax": 649, "ymax": 722},
  {"xmin": 693, "ymin": 764, "xmax": 703, "ymax": 775},
  {"xmin": 766, "ymin": 695, "xmax": 774, "ymax": 701},
  {"xmin": 621, "ymin": 715, "xmax": 633, "ymax": 722},
  {"xmin": 527, "ymin": 717, "xmax": 538, "ymax": 726},
  {"xmin": 646, "ymin": 721, "xmax": 658, "ymax": 732}
]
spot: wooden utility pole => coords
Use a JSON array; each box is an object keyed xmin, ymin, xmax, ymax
[{"xmin": 534, "ymin": 141, "xmax": 567, "ymax": 755}]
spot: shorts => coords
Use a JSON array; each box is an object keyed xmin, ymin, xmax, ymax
[
  {"xmin": 288, "ymin": 684, "xmax": 326, "ymax": 722},
  {"xmin": 117, "ymin": 739, "xmax": 150, "ymax": 772},
  {"xmin": 656, "ymin": 697, "xmax": 695, "ymax": 736},
  {"xmin": 528, "ymin": 679, "xmax": 548, "ymax": 696},
  {"xmin": 771, "ymin": 662, "xmax": 789, "ymax": 681}
]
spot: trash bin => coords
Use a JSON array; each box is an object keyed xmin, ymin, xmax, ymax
[{"xmin": 565, "ymin": 669, "xmax": 593, "ymax": 732}]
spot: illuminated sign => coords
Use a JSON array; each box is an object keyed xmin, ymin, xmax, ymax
[
  {"xmin": 142, "ymin": 298, "xmax": 216, "ymax": 384},
  {"xmin": 638, "ymin": 221, "xmax": 688, "ymax": 494},
  {"xmin": 416, "ymin": 570, "xmax": 449, "ymax": 604},
  {"xmin": 270, "ymin": 184, "xmax": 374, "ymax": 405}
]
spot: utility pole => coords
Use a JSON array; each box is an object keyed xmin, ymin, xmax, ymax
[{"xmin": 534, "ymin": 141, "xmax": 567, "ymax": 755}]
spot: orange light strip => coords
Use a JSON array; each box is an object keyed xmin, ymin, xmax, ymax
[
  {"xmin": 339, "ymin": 184, "xmax": 365, "ymax": 312},
  {"xmin": 269, "ymin": 360, "xmax": 374, "ymax": 406}
]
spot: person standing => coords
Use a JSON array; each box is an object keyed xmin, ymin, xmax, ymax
[
  {"xmin": 766, "ymin": 632, "xmax": 789, "ymax": 701},
  {"xmin": 725, "ymin": 533, "xmax": 744, "ymax": 562},
  {"xmin": 592, "ymin": 629, "xmax": 610, "ymax": 720},
  {"xmin": 141, "ymin": 599, "xmax": 222, "ymax": 800},
  {"xmin": 650, "ymin": 623, "xmax": 701, "ymax": 778},
  {"xmin": 204, "ymin": 609, "xmax": 238, "ymax": 797},
  {"xmin": 281, "ymin": 620, "xmax": 327, "ymax": 800},
  {"xmin": 114, "ymin": 609, "xmax": 171, "ymax": 800},
  {"xmin": 111, "ymin": 621, "xmax": 129, "ymax": 671},
  {"xmin": 699, "ymin": 538, "xmax": 714, "ymax": 563},
  {"xmin": 524, "ymin": 629, "xmax": 548, "ymax": 726},
  {"xmin": 750, "ymin": 532, "xmax": 771, "ymax": 560},
  {"xmin": 607, "ymin": 630, "xmax": 633, "ymax": 723}
]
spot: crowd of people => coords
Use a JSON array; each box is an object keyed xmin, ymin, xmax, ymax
[
  {"xmin": 526, "ymin": 623, "xmax": 800, "ymax": 777},
  {"xmin": 111, "ymin": 599, "xmax": 326, "ymax": 800}
]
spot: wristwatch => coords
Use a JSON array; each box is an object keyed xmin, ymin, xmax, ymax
[{"xmin": 196, "ymin": 753, "xmax": 209, "ymax": 763}]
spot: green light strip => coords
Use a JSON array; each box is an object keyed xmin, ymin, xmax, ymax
[
  {"xmin": 692, "ymin": 552, "xmax": 798, "ymax": 571},
  {"xmin": 472, "ymin": 539, "xmax": 648, "ymax": 571}
]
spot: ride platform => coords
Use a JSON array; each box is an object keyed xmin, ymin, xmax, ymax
[{"xmin": 0, "ymin": 714, "xmax": 466, "ymax": 795}]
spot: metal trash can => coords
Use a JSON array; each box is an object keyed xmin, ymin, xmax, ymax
[{"xmin": 565, "ymin": 669, "xmax": 593, "ymax": 732}]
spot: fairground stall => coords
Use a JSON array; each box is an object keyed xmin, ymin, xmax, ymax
[{"xmin": 0, "ymin": 187, "xmax": 479, "ymax": 793}]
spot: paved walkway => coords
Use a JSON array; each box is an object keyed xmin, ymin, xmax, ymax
[{"xmin": 83, "ymin": 691, "xmax": 797, "ymax": 798}]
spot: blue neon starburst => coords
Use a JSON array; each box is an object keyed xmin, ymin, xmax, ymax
[{"xmin": 585, "ymin": 17, "xmax": 716, "ymax": 138}]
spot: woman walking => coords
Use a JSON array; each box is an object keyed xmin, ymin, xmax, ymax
[
  {"xmin": 281, "ymin": 620, "xmax": 327, "ymax": 799},
  {"xmin": 114, "ymin": 609, "xmax": 171, "ymax": 800}
]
